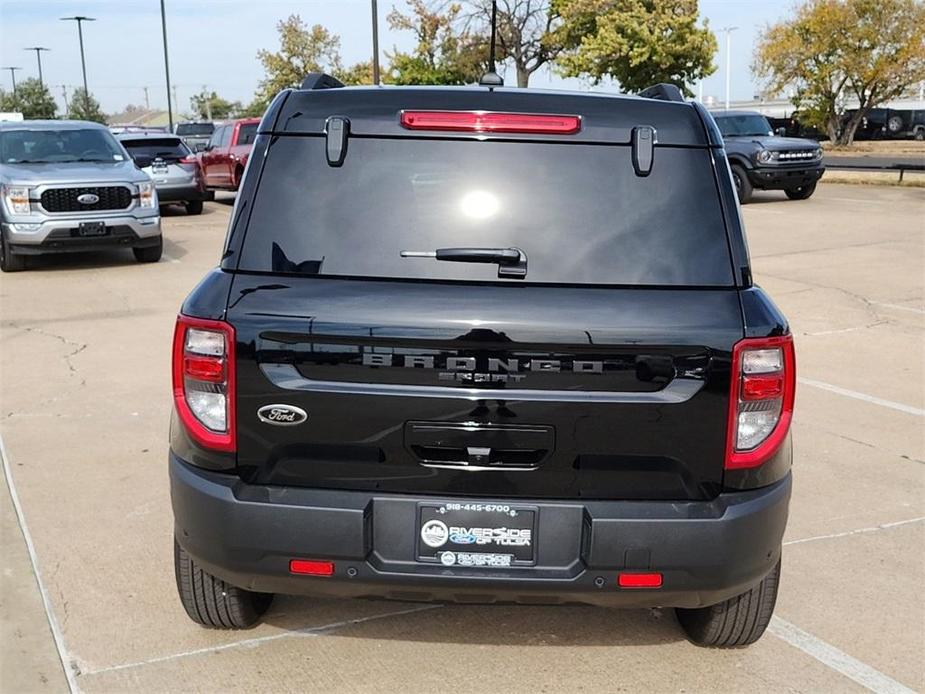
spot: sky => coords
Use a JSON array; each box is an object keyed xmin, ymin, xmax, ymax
[{"xmin": 0, "ymin": 0, "xmax": 796, "ymax": 115}]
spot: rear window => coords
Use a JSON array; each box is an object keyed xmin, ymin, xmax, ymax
[
  {"xmin": 237, "ymin": 123, "xmax": 258, "ymax": 145},
  {"xmin": 238, "ymin": 137, "xmax": 734, "ymax": 286},
  {"xmin": 121, "ymin": 137, "xmax": 190, "ymax": 160},
  {"xmin": 176, "ymin": 123, "xmax": 213, "ymax": 136}
]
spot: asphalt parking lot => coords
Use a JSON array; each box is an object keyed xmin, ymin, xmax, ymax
[{"xmin": 2, "ymin": 184, "xmax": 923, "ymax": 693}]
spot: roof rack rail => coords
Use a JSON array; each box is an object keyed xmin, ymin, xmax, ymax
[
  {"xmin": 300, "ymin": 73, "xmax": 345, "ymax": 91},
  {"xmin": 638, "ymin": 83, "xmax": 685, "ymax": 103}
]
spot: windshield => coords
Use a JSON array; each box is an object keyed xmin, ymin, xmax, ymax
[
  {"xmin": 714, "ymin": 114, "xmax": 773, "ymax": 137},
  {"xmin": 238, "ymin": 137, "xmax": 734, "ymax": 286},
  {"xmin": 176, "ymin": 123, "xmax": 213, "ymax": 136},
  {"xmin": 121, "ymin": 137, "xmax": 190, "ymax": 161},
  {"xmin": 0, "ymin": 128, "xmax": 125, "ymax": 164}
]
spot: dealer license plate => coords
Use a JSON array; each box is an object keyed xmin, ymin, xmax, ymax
[
  {"xmin": 418, "ymin": 502, "xmax": 536, "ymax": 567},
  {"xmin": 77, "ymin": 222, "xmax": 107, "ymax": 237}
]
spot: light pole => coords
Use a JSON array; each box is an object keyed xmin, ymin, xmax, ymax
[
  {"xmin": 24, "ymin": 47, "xmax": 50, "ymax": 87},
  {"xmin": 371, "ymin": 0, "xmax": 381, "ymax": 85},
  {"xmin": 2, "ymin": 67, "xmax": 22, "ymax": 96},
  {"xmin": 721, "ymin": 26, "xmax": 738, "ymax": 110},
  {"xmin": 61, "ymin": 16, "xmax": 95, "ymax": 108},
  {"xmin": 159, "ymin": 0, "xmax": 174, "ymax": 131}
]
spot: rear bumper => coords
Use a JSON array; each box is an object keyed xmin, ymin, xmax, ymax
[
  {"xmin": 747, "ymin": 165, "xmax": 825, "ymax": 189},
  {"xmin": 170, "ymin": 453, "xmax": 790, "ymax": 608},
  {"xmin": 156, "ymin": 183, "xmax": 208, "ymax": 203}
]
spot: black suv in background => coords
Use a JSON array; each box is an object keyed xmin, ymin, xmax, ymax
[
  {"xmin": 713, "ymin": 110, "xmax": 825, "ymax": 203},
  {"xmin": 170, "ymin": 76, "xmax": 795, "ymax": 648}
]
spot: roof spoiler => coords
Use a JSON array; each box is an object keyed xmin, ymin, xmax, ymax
[
  {"xmin": 300, "ymin": 73, "xmax": 345, "ymax": 91},
  {"xmin": 638, "ymin": 83, "xmax": 685, "ymax": 103}
]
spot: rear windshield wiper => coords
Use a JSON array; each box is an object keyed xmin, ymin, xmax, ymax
[{"xmin": 400, "ymin": 247, "xmax": 527, "ymax": 279}]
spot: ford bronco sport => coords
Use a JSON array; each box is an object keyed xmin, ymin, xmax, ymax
[{"xmin": 170, "ymin": 75, "xmax": 795, "ymax": 648}]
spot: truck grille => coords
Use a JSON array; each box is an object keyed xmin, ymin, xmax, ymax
[
  {"xmin": 777, "ymin": 150, "xmax": 819, "ymax": 161},
  {"xmin": 40, "ymin": 186, "xmax": 133, "ymax": 213}
]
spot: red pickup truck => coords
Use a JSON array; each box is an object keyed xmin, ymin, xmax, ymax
[{"xmin": 198, "ymin": 118, "xmax": 260, "ymax": 192}]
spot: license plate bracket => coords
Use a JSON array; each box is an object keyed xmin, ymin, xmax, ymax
[
  {"xmin": 417, "ymin": 502, "xmax": 537, "ymax": 567},
  {"xmin": 77, "ymin": 221, "xmax": 108, "ymax": 237}
]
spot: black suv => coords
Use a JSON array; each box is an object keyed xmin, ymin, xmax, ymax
[
  {"xmin": 170, "ymin": 76, "xmax": 794, "ymax": 648},
  {"xmin": 712, "ymin": 110, "xmax": 824, "ymax": 203}
]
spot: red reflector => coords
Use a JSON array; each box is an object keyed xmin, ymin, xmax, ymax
[
  {"xmin": 289, "ymin": 559, "xmax": 335, "ymax": 576},
  {"xmin": 183, "ymin": 355, "xmax": 224, "ymax": 382},
  {"xmin": 618, "ymin": 572, "xmax": 663, "ymax": 588},
  {"xmin": 400, "ymin": 110, "xmax": 581, "ymax": 135},
  {"xmin": 742, "ymin": 373, "xmax": 784, "ymax": 400}
]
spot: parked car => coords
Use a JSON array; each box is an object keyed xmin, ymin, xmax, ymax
[
  {"xmin": 197, "ymin": 118, "xmax": 259, "ymax": 192},
  {"xmin": 712, "ymin": 110, "xmax": 825, "ymax": 203},
  {"xmin": 0, "ymin": 120, "xmax": 161, "ymax": 272},
  {"xmin": 170, "ymin": 75, "xmax": 795, "ymax": 648},
  {"xmin": 173, "ymin": 121, "xmax": 214, "ymax": 152},
  {"xmin": 842, "ymin": 108, "xmax": 925, "ymax": 140},
  {"xmin": 117, "ymin": 133, "xmax": 209, "ymax": 215}
]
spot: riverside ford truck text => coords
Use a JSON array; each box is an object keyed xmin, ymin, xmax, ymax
[{"xmin": 169, "ymin": 75, "xmax": 795, "ymax": 648}]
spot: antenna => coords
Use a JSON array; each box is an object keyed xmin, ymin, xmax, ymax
[{"xmin": 479, "ymin": 0, "xmax": 503, "ymax": 87}]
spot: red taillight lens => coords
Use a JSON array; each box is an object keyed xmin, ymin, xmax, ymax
[
  {"xmin": 290, "ymin": 559, "xmax": 335, "ymax": 576},
  {"xmin": 400, "ymin": 110, "xmax": 581, "ymax": 135},
  {"xmin": 172, "ymin": 315, "xmax": 235, "ymax": 452},
  {"xmin": 725, "ymin": 335, "xmax": 796, "ymax": 470},
  {"xmin": 618, "ymin": 572, "xmax": 663, "ymax": 588},
  {"xmin": 178, "ymin": 155, "xmax": 197, "ymax": 164}
]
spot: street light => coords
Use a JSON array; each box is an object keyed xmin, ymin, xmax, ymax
[
  {"xmin": 721, "ymin": 26, "xmax": 738, "ymax": 111},
  {"xmin": 2, "ymin": 66, "xmax": 22, "ymax": 96},
  {"xmin": 60, "ymin": 16, "xmax": 96, "ymax": 106},
  {"xmin": 159, "ymin": 0, "xmax": 174, "ymax": 131},
  {"xmin": 24, "ymin": 47, "xmax": 50, "ymax": 87},
  {"xmin": 371, "ymin": 0, "xmax": 381, "ymax": 85}
]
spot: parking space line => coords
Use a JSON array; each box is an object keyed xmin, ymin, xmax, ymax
[
  {"xmin": 798, "ymin": 378, "xmax": 925, "ymax": 417},
  {"xmin": 870, "ymin": 301, "xmax": 925, "ymax": 315},
  {"xmin": 161, "ymin": 254, "xmax": 182, "ymax": 264},
  {"xmin": 81, "ymin": 604, "xmax": 442, "ymax": 676},
  {"xmin": 0, "ymin": 435, "xmax": 78, "ymax": 694},
  {"xmin": 784, "ymin": 516, "xmax": 925, "ymax": 546},
  {"xmin": 769, "ymin": 617, "xmax": 916, "ymax": 693}
]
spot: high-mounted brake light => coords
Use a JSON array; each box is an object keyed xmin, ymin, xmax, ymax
[
  {"xmin": 400, "ymin": 110, "xmax": 581, "ymax": 135},
  {"xmin": 172, "ymin": 315, "xmax": 235, "ymax": 452},
  {"xmin": 725, "ymin": 335, "xmax": 796, "ymax": 470}
]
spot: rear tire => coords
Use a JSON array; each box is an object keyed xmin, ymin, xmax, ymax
[
  {"xmin": 174, "ymin": 540, "xmax": 273, "ymax": 629},
  {"xmin": 785, "ymin": 182, "xmax": 817, "ymax": 200},
  {"xmin": 676, "ymin": 559, "xmax": 780, "ymax": 648},
  {"xmin": 186, "ymin": 200, "xmax": 204, "ymax": 215},
  {"xmin": 133, "ymin": 237, "xmax": 163, "ymax": 263},
  {"xmin": 730, "ymin": 164, "xmax": 753, "ymax": 204}
]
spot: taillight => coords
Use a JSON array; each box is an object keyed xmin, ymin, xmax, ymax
[
  {"xmin": 178, "ymin": 155, "xmax": 197, "ymax": 164},
  {"xmin": 400, "ymin": 110, "xmax": 581, "ymax": 134},
  {"xmin": 172, "ymin": 315, "xmax": 235, "ymax": 452},
  {"xmin": 725, "ymin": 335, "xmax": 796, "ymax": 469}
]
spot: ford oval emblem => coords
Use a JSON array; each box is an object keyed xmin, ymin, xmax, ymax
[
  {"xmin": 77, "ymin": 193, "xmax": 100, "ymax": 205},
  {"xmin": 257, "ymin": 404, "xmax": 307, "ymax": 426}
]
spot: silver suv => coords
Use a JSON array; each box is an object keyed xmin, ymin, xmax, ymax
[{"xmin": 0, "ymin": 120, "xmax": 162, "ymax": 272}]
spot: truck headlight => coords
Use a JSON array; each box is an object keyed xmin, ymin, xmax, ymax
[
  {"xmin": 2, "ymin": 185, "xmax": 31, "ymax": 214},
  {"xmin": 756, "ymin": 150, "xmax": 774, "ymax": 164},
  {"xmin": 137, "ymin": 181, "xmax": 157, "ymax": 209}
]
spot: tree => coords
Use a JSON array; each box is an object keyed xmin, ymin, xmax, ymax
[
  {"xmin": 552, "ymin": 0, "xmax": 717, "ymax": 95},
  {"xmin": 466, "ymin": 1, "xmax": 564, "ymax": 87},
  {"xmin": 190, "ymin": 89, "xmax": 242, "ymax": 120},
  {"xmin": 67, "ymin": 88, "xmax": 107, "ymax": 123},
  {"xmin": 0, "ymin": 78, "xmax": 57, "ymax": 119},
  {"xmin": 754, "ymin": 0, "xmax": 925, "ymax": 145},
  {"xmin": 386, "ymin": 1, "xmax": 488, "ymax": 85}
]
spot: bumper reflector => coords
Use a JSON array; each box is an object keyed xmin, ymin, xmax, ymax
[
  {"xmin": 290, "ymin": 559, "xmax": 335, "ymax": 576},
  {"xmin": 617, "ymin": 572, "xmax": 663, "ymax": 588}
]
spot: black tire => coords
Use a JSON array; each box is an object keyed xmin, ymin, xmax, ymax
[
  {"xmin": 676, "ymin": 559, "xmax": 781, "ymax": 648},
  {"xmin": 785, "ymin": 182, "xmax": 817, "ymax": 200},
  {"xmin": 186, "ymin": 200, "xmax": 204, "ymax": 215},
  {"xmin": 133, "ymin": 237, "xmax": 163, "ymax": 263},
  {"xmin": 174, "ymin": 540, "xmax": 273, "ymax": 629},
  {"xmin": 0, "ymin": 232, "xmax": 26, "ymax": 272},
  {"xmin": 886, "ymin": 115, "xmax": 904, "ymax": 134},
  {"xmin": 914, "ymin": 129, "xmax": 925, "ymax": 141},
  {"xmin": 730, "ymin": 164, "xmax": 753, "ymax": 204}
]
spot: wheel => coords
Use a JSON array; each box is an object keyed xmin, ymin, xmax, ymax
[
  {"xmin": 914, "ymin": 128, "xmax": 925, "ymax": 141},
  {"xmin": 186, "ymin": 200, "xmax": 204, "ymax": 215},
  {"xmin": 886, "ymin": 115, "xmax": 903, "ymax": 134},
  {"xmin": 174, "ymin": 540, "xmax": 273, "ymax": 628},
  {"xmin": 133, "ymin": 237, "xmax": 163, "ymax": 263},
  {"xmin": 676, "ymin": 559, "xmax": 780, "ymax": 648},
  {"xmin": 730, "ymin": 164, "xmax": 753, "ymax": 204},
  {"xmin": 0, "ymin": 232, "xmax": 26, "ymax": 272},
  {"xmin": 785, "ymin": 182, "xmax": 817, "ymax": 200}
]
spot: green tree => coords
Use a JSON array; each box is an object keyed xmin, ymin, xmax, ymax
[
  {"xmin": 754, "ymin": 0, "xmax": 925, "ymax": 145},
  {"xmin": 386, "ymin": 1, "xmax": 488, "ymax": 85},
  {"xmin": 0, "ymin": 78, "xmax": 57, "ymax": 119},
  {"xmin": 552, "ymin": 0, "xmax": 717, "ymax": 95},
  {"xmin": 67, "ymin": 88, "xmax": 107, "ymax": 124},
  {"xmin": 190, "ymin": 89, "xmax": 242, "ymax": 120}
]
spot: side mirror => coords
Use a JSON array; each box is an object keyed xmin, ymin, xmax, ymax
[{"xmin": 775, "ymin": 127, "xmax": 787, "ymax": 137}]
